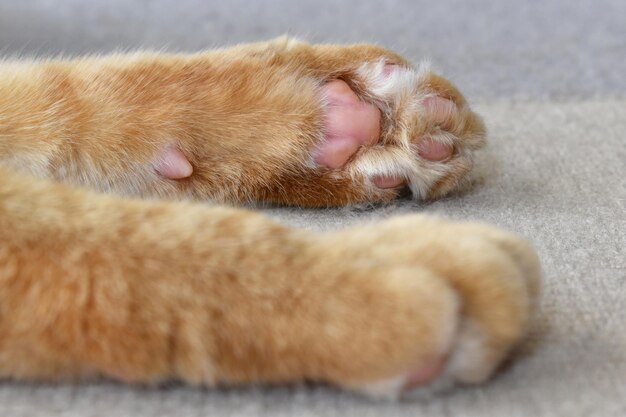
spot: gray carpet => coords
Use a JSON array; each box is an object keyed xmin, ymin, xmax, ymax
[{"xmin": 1, "ymin": 1, "xmax": 624, "ymax": 416}]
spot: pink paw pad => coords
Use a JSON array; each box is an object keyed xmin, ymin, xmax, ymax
[
  {"xmin": 316, "ymin": 72, "xmax": 458, "ymax": 190},
  {"xmin": 417, "ymin": 137, "xmax": 454, "ymax": 162},
  {"xmin": 422, "ymin": 95, "xmax": 458, "ymax": 127},
  {"xmin": 403, "ymin": 357, "xmax": 446, "ymax": 391},
  {"xmin": 315, "ymin": 80, "xmax": 381, "ymax": 169},
  {"xmin": 153, "ymin": 145, "xmax": 193, "ymax": 180}
]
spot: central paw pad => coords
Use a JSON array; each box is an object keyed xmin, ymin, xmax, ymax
[{"xmin": 315, "ymin": 80, "xmax": 381, "ymax": 169}]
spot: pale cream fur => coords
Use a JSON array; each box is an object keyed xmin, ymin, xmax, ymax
[{"xmin": 0, "ymin": 37, "xmax": 540, "ymax": 398}]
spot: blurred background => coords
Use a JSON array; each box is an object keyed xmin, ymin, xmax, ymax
[
  {"xmin": 1, "ymin": 0, "xmax": 624, "ymax": 100},
  {"xmin": 1, "ymin": 2, "xmax": 624, "ymax": 417}
]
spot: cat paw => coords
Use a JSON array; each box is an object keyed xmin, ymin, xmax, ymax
[
  {"xmin": 147, "ymin": 42, "xmax": 485, "ymax": 207},
  {"xmin": 313, "ymin": 61, "xmax": 486, "ymax": 203},
  {"xmin": 317, "ymin": 216, "xmax": 540, "ymax": 398}
]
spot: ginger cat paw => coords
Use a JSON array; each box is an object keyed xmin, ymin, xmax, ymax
[
  {"xmin": 218, "ymin": 41, "xmax": 488, "ymax": 206},
  {"xmin": 0, "ymin": 169, "xmax": 540, "ymax": 398},
  {"xmin": 313, "ymin": 62, "xmax": 486, "ymax": 204},
  {"xmin": 315, "ymin": 216, "xmax": 539, "ymax": 398}
]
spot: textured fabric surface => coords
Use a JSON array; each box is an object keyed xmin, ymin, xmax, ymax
[{"xmin": 0, "ymin": 1, "xmax": 624, "ymax": 416}]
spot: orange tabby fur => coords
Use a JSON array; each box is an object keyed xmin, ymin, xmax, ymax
[{"xmin": 0, "ymin": 38, "xmax": 540, "ymax": 398}]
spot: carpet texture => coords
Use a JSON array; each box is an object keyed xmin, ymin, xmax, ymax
[{"xmin": 0, "ymin": 0, "xmax": 624, "ymax": 416}]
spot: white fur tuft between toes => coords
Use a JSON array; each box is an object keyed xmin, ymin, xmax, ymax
[{"xmin": 357, "ymin": 59, "xmax": 433, "ymax": 100}]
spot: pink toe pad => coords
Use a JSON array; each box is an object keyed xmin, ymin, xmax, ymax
[
  {"xmin": 373, "ymin": 175, "xmax": 405, "ymax": 189},
  {"xmin": 417, "ymin": 138, "xmax": 454, "ymax": 162},
  {"xmin": 404, "ymin": 357, "xmax": 446, "ymax": 390},
  {"xmin": 423, "ymin": 96, "xmax": 457, "ymax": 126}
]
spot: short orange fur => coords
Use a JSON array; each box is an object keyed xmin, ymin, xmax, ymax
[{"xmin": 0, "ymin": 38, "xmax": 540, "ymax": 398}]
